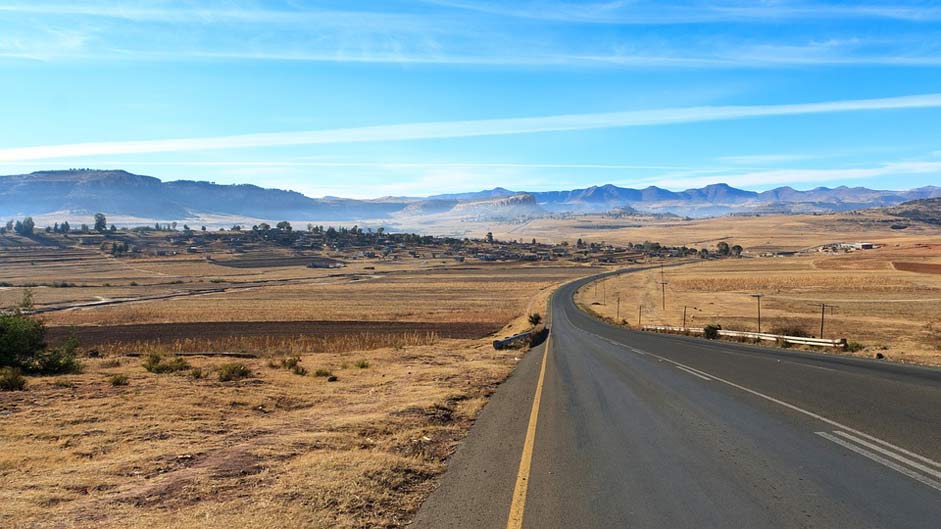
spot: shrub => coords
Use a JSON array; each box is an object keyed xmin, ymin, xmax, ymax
[
  {"xmin": 704, "ymin": 324, "xmax": 722, "ymax": 340},
  {"xmin": 354, "ymin": 359, "xmax": 370, "ymax": 369},
  {"xmin": 100, "ymin": 358, "xmax": 122, "ymax": 368},
  {"xmin": 528, "ymin": 313, "xmax": 543, "ymax": 326},
  {"xmin": 218, "ymin": 363, "xmax": 252, "ymax": 382},
  {"xmin": 281, "ymin": 356, "xmax": 301, "ymax": 369},
  {"xmin": 291, "ymin": 364, "xmax": 308, "ymax": 376},
  {"xmin": 109, "ymin": 374, "xmax": 129, "ymax": 386},
  {"xmin": 314, "ymin": 368, "xmax": 333, "ymax": 378},
  {"xmin": 142, "ymin": 353, "xmax": 190, "ymax": 374},
  {"xmin": 0, "ymin": 368, "xmax": 27, "ymax": 391},
  {"xmin": 846, "ymin": 342, "xmax": 865, "ymax": 352},
  {"xmin": 35, "ymin": 335, "xmax": 82, "ymax": 374},
  {"xmin": 771, "ymin": 324, "xmax": 810, "ymax": 337},
  {"xmin": 189, "ymin": 367, "xmax": 206, "ymax": 379},
  {"xmin": 0, "ymin": 311, "xmax": 46, "ymax": 370},
  {"xmin": 0, "ymin": 305, "xmax": 80, "ymax": 375}
]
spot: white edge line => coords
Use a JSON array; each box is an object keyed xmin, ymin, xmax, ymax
[{"xmin": 816, "ymin": 432, "xmax": 941, "ymax": 492}]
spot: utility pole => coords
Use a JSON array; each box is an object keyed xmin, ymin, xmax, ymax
[
  {"xmin": 658, "ymin": 263, "xmax": 668, "ymax": 311},
  {"xmin": 638, "ymin": 305, "xmax": 642, "ymax": 328},
  {"xmin": 750, "ymin": 294, "xmax": 764, "ymax": 333},
  {"xmin": 683, "ymin": 305, "xmax": 687, "ymax": 328},
  {"xmin": 616, "ymin": 295, "xmax": 620, "ymax": 321},
  {"xmin": 812, "ymin": 303, "xmax": 837, "ymax": 338}
]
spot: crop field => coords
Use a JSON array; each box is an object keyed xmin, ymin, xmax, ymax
[{"xmin": 577, "ymin": 242, "xmax": 941, "ymax": 365}]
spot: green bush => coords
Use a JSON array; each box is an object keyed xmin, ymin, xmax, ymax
[
  {"xmin": 35, "ymin": 335, "xmax": 82, "ymax": 374},
  {"xmin": 0, "ymin": 312, "xmax": 46, "ymax": 369},
  {"xmin": 845, "ymin": 342, "xmax": 865, "ymax": 352},
  {"xmin": 528, "ymin": 313, "xmax": 543, "ymax": 326},
  {"xmin": 218, "ymin": 363, "xmax": 252, "ymax": 382},
  {"xmin": 142, "ymin": 353, "xmax": 190, "ymax": 374},
  {"xmin": 109, "ymin": 374, "xmax": 129, "ymax": 386},
  {"xmin": 354, "ymin": 359, "xmax": 370, "ymax": 369},
  {"xmin": 314, "ymin": 368, "xmax": 333, "ymax": 378},
  {"xmin": 0, "ymin": 368, "xmax": 27, "ymax": 391},
  {"xmin": 703, "ymin": 324, "xmax": 722, "ymax": 340},
  {"xmin": 0, "ymin": 310, "xmax": 81, "ymax": 375}
]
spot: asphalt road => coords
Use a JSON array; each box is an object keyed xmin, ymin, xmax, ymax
[{"xmin": 411, "ymin": 270, "xmax": 941, "ymax": 529}]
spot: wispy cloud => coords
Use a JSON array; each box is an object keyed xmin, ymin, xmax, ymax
[
  {"xmin": 628, "ymin": 161, "xmax": 941, "ymax": 190},
  {"xmin": 3, "ymin": 93, "xmax": 940, "ymax": 162},
  {"xmin": 716, "ymin": 153, "xmax": 821, "ymax": 165},
  {"xmin": 420, "ymin": 1, "xmax": 941, "ymax": 24},
  {"xmin": 2, "ymin": 1, "xmax": 941, "ymax": 67}
]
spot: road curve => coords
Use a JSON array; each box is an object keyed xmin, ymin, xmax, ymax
[{"xmin": 411, "ymin": 269, "xmax": 941, "ymax": 529}]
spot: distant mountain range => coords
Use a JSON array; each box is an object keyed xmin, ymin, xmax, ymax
[{"xmin": 2, "ymin": 169, "xmax": 940, "ymax": 223}]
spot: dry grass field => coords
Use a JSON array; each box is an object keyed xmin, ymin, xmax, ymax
[
  {"xmin": 0, "ymin": 236, "xmax": 591, "ymax": 529},
  {"xmin": 577, "ymin": 242, "xmax": 941, "ymax": 365},
  {"xmin": 439, "ymin": 210, "xmax": 941, "ymax": 254},
  {"xmin": 0, "ymin": 342, "xmax": 522, "ymax": 529}
]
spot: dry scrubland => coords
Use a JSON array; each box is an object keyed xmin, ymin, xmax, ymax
[
  {"xmin": 1, "ymin": 344, "xmax": 520, "ymax": 528},
  {"xmin": 578, "ymin": 242, "xmax": 941, "ymax": 365},
  {"xmin": 0, "ymin": 241, "xmax": 590, "ymax": 529}
]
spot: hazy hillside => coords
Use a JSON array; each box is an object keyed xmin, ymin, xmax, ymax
[
  {"xmin": 883, "ymin": 197, "xmax": 941, "ymax": 225},
  {"xmin": 2, "ymin": 169, "xmax": 940, "ymax": 222}
]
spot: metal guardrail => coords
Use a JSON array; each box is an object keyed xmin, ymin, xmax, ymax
[
  {"xmin": 642, "ymin": 325, "xmax": 847, "ymax": 348},
  {"xmin": 493, "ymin": 331, "xmax": 535, "ymax": 350},
  {"xmin": 493, "ymin": 326, "xmax": 549, "ymax": 350}
]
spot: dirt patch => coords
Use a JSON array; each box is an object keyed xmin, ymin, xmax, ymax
[
  {"xmin": 893, "ymin": 261, "xmax": 941, "ymax": 274},
  {"xmin": 46, "ymin": 320, "xmax": 500, "ymax": 348}
]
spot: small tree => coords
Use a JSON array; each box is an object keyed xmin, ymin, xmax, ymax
[
  {"xmin": 276, "ymin": 221, "xmax": 292, "ymax": 232},
  {"xmin": 731, "ymin": 245, "xmax": 743, "ymax": 257},
  {"xmin": 716, "ymin": 241, "xmax": 730, "ymax": 256},
  {"xmin": 14, "ymin": 217, "xmax": 34, "ymax": 236},
  {"xmin": 94, "ymin": 213, "xmax": 107, "ymax": 232},
  {"xmin": 528, "ymin": 313, "xmax": 543, "ymax": 326},
  {"xmin": 486, "ymin": 232, "xmax": 494, "ymax": 244}
]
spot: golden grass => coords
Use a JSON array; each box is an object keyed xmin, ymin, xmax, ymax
[
  {"xmin": 0, "ymin": 249, "xmax": 590, "ymax": 529},
  {"xmin": 0, "ymin": 340, "xmax": 523, "ymax": 529},
  {"xmin": 36, "ymin": 266, "xmax": 587, "ymax": 327},
  {"xmin": 576, "ymin": 244, "xmax": 941, "ymax": 365},
  {"xmin": 97, "ymin": 332, "xmax": 441, "ymax": 356}
]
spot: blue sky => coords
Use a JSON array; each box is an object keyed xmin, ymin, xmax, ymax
[{"xmin": 0, "ymin": 0, "xmax": 940, "ymax": 198}]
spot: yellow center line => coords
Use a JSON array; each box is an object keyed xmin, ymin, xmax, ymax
[{"xmin": 506, "ymin": 333, "xmax": 551, "ymax": 529}]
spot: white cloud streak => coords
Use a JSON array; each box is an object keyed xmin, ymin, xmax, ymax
[
  {"xmin": 627, "ymin": 161, "xmax": 941, "ymax": 189},
  {"xmin": 3, "ymin": 93, "xmax": 941, "ymax": 162}
]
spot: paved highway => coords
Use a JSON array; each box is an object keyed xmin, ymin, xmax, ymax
[{"xmin": 412, "ymin": 270, "xmax": 941, "ymax": 529}]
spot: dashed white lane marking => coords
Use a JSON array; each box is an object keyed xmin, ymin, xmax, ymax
[
  {"xmin": 816, "ymin": 431, "xmax": 941, "ymax": 492},
  {"xmin": 832, "ymin": 430, "xmax": 941, "ymax": 479},
  {"xmin": 558, "ymin": 306, "xmax": 941, "ymax": 492},
  {"xmin": 675, "ymin": 365, "xmax": 712, "ymax": 381}
]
